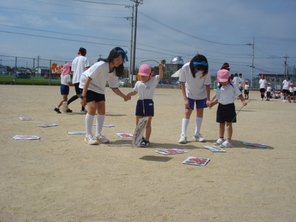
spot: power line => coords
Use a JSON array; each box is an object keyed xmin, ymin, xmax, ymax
[{"xmin": 139, "ymin": 11, "xmax": 246, "ymax": 46}]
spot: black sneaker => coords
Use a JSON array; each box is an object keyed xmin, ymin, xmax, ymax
[
  {"xmin": 140, "ymin": 139, "xmax": 150, "ymax": 147},
  {"xmin": 54, "ymin": 107, "xmax": 61, "ymax": 113},
  {"xmin": 66, "ymin": 108, "xmax": 72, "ymax": 113}
]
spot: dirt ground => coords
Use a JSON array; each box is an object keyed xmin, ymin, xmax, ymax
[{"xmin": 0, "ymin": 85, "xmax": 295, "ymax": 222}]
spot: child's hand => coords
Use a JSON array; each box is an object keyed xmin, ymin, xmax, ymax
[
  {"xmin": 124, "ymin": 95, "xmax": 131, "ymax": 101},
  {"xmin": 242, "ymin": 101, "xmax": 247, "ymax": 106}
]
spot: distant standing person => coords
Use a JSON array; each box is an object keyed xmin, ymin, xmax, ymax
[
  {"xmin": 232, "ymin": 73, "xmax": 241, "ymax": 89},
  {"xmin": 178, "ymin": 54, "xmax": 212, "ymax": 144},
  {"xmin": 282, "ymin": 76, "xmax": 291, "ymax": 102},
  {"xmin": 239, "ymin": 73, "xmax": 244, "ymax": 92},
  {"xmin": 54, "ymin": 64, "xmax": 73, "ymax": 113},
  {"xmin": 266, "ymin": 82, "xmax": 272, "ymax": 101},
  {"xmin": 68, "ymin": 47, "xmax": 90, "ymax": 112},
  {"xmin": 80, "ymin": 47, "xmax": 131, "ymax": 145},
  {"xmin": 244, "ymin": 80, "xmax": 250, "ymax": 100},
  {"xmin": 259, "ymin": 74, "xmax": 267, "ymax": 101}
]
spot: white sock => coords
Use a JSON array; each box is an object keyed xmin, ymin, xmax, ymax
[
  {"xmin": 194, "ymin": 117, "xmax": 203, "ymax": 135},
  {"xmin": 181, "ymin": 118, "xmax": 189, "ymax": 135},
  {"xmin": 85, "ymin": 113, "xmax": 95, "ymax": 136},
  {"xmin": 95, "ymin": 114, "xmax": 105, "ymax": 136}
]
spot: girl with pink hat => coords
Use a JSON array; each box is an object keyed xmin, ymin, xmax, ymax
[
  {"xmin": 127, "ymin": 63, "xmax": 164, "ymax": 147},
  {"xmin": 54, "ymin": 64, "xmax": 73, "ymax": 113},
  {"xmin": 211, "ymin": 69, "xmax": 247, "ymax": 148}
]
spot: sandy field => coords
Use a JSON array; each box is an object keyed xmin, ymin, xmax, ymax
[{"xmin": 0, "ymin": 85, "xmax": 295, "ymax": 222}]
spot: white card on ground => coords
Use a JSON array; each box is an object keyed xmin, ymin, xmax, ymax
[
  {"xmin": 13, "ymin": 135, "xmax": 40, "ymax": 140},
  {"xmin": 203, "ymin": 146, "xmax": 226, "ymax": 152},
  {"xmin": 38, "ymin": 124, "xmax": 59, "ymax": 127},
  {"xmin": 68, "ymin": 131, "xmax": 86, "ymax": 135},
  {"xmin": 155, "ymin": 148, "xmax": 188, "ymax": 155},
  {"xmin": 19, "ymin": 117, "xmax": 33, "ymax": 121},
  {"xmin": 103, "ymin": 124, "xmax": 115, "ymax": 127},
  {"xmin": 117, "ymin": 133, "xmax": 133, "ymax": 139},
  {"xmin": 182, "ymin": 156, "xmax": 210, "ymax": 166},
  {"xmin": 242, "ymin": 142, "xmax": 268, "ymax": 148}
]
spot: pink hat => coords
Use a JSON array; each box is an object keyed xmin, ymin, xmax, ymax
[
  {"xmin": 61, "ymin": 64, "xmax": 71, "ymax": 76},
  {"xmin": 138, "ymin": 64, "xmax": 151, "ymax": 76},
  {"xmin": 217, "ymin": 69, "xmax": 229, "ymax": 82}
]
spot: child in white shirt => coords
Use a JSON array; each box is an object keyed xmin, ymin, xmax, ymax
[{"xmin": 210, "ymin": 69, "xmax": 247, "ymax": 148}]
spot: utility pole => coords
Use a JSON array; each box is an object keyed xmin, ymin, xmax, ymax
[
  {"xmin": 130, "ymin": 0, "xmax": 143, "ymax": 86},
  {"xmin": 247, "ymin": 37, "xmax": 255, "ymax": 88},
  {"xmin": 124, "ymin": 5, "xmax": 134, "ymax": 84},
  {"xmin": 283, "ymin": 54, "xmax": 289, "ymax": 76}
]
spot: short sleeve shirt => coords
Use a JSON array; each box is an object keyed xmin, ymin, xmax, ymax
[
  {"xmin": 79, "ymin": 61, "xmax": 119, "ymax": 94},
  {"xmin": 61, "ymin": 74, "xmax": 71, "ymax": 86},
  {"xmin": 133, "ymin": 76, "xmax": 160, "ymax": 100},
  {"xmin": 259, "ymin": 79, "xmax": 267, "ymax": 89},
  {"xmin": 71, "ymin": 55, "xmax": 90, "ymax": 83},
  {"xmin": 216, "ymin": 83, "xmax": 241, "ymax": 105},
  {"xmin": 178, "ymin": 62, "xmax": 211, "ymax": 100}
]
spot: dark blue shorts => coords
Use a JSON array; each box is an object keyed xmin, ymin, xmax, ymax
[
  {"xmin": 60, "ymin": 85, "xmax": 69, "ymax": 95},
  {"xmin": 136, "ymin": 99, "xmax": 154, "ymax": 116},
  {"xmin": 86, "ymin": 90, "xmax": 105, "ymax": 103},
  {"xmin": 186, "ymin": 98, "xmax": 207, "ymax": 110},
  {"xmin": 216, "ymin": 103, "xmax": 236, "ymax": 123}
]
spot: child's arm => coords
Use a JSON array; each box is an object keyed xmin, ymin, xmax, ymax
[
  {"xmin": 111, "ymin": 88, "xmax": 131, "ymax": 101},
  {"xmin": 238, "ymin": 94, "xmax": 247, "ymax": 106},
  {"xmin": 127, "ymin": 91, "xmax": 137, "ymax": 97},
  {"xmin": 158, "ymin": 63, "xmax": 164, "ymax": 80}
]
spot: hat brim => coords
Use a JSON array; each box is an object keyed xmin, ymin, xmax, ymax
[
  {"xmin": 138, "ymin": 73, "xmax": 150, "ymax": 76},
  {"xmin": 217, "ymin": 78, "xmax": 229, "ymax": 82}
]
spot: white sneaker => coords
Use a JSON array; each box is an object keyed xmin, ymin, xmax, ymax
[
  {"xmin": 61, "ymin": 101, "xmax": 67, "ymax": 113},
  {"xmin": 179, "ymin": 134, "xmax": 187, "ymax": 144},
  {"xmin": 96, "ymin": 134, "xmax": 109, "ymax": 143},
  {"xmin": 214, "ymin": 138, "xmax": 224, "ymax": 145},
  {"xmin": 84, "ymin": 134, "xmax": 99, "ymax": 145},
  {"xmin": 193, "ymin": 133, "xmax": 205, "ymax": 142},
  {"xmin": 220, "ymin": 140, "xmax": 232, "ymax": 148}
]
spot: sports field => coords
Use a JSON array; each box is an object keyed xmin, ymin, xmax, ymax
[{"xmin": 0, "ymin": 85, "xmax": 295, "ymax": 222}]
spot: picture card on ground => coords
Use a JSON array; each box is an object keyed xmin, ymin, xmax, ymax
[
  {"xmin": 203, "ymin": 146, "xmax": 226, "ymax": 152},
  {"xmin": 117, "ymin": 133, "xmax": 133, "ymax": 139},
  {"xmin": 68, "ymin": 131, "xmax": 86, "ymax": 135},
  {"xmin": 242, "ymin": 142, "xmax": 268, "ymax": 148},
  {"xmin": 38, "ymin": 124, "xmax": 59, "ymax": 127},
  {"xmin": 13, "ymin": 135, "xmax": 40, "ymax": 140},
  {"xmin": 19, "ymin": 117, "xmax": 33, "ymax": 121},
  {"xmin": 155, "ymin": 148, "xmax": 188, "ymax": 155},
  {"xmin": 103, "ymin": 124, "xmax": 115, "ymax": 127},
  {"xmin": 182, "ymin": 157, "xmax": 210, "ymax": 166}
]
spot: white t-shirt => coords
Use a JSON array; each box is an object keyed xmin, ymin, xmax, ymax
[
  {"xmin": 133, "ymin": 76, "xmax": 160, "ymax": 100},
  {"xmin": 282, "ymin": 79, "xmax": 291, "ymax": 90},
  {"xmin": 71, "ymin": 55, "xmax": 90, "ymax": 83},
  {"xmin": 61, "ymin": 74, "xmax": 71, "ymax": 86},
  {"xmin": 79, "ymin": 61, "xmax": 119, "ymax": 94},
  {"xmin": 244, "ymin": 84, "xmax": 249, "ymax": 90},
  {"xmin": 216, "ymin": 83, "xmax": 241, "ymax": 105},
  {"xmin": 289, "ymin": 87, "xmax": 294, "ymax": 93},
  {"xmin": 267, "ymin": 86, "xmax": 272, "ymax": 92},
  {"xmin": 232, "ymin": 76, "xmax": 241, "ymax": 88},
  {"xmin": 259, "ymin": 79, "xmax": 267, "ymax": 89},
  {"xmin": 178, "ymin": 62, "xmax": 211, "ymax": 100}
]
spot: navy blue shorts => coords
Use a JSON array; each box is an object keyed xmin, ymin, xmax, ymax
[
  {"xmin": 216, "ymin": 103, "xmax": 236, "ymax": 123},
  {"xmin": 86, "ymin": 90, "xmax": 105, "ymax": 103},
  {"xmin": 60, "ymin": 85, "xmax": 69, "ymax": 95},
  {"xmin": 186, "ymin": 98, "xmax": 207, "ymax": 110},
  {"xmin": 136, "ymin": 99, "xmax": 154, "ymax": 116}
]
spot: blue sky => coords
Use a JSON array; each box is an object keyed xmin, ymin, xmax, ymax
[{"xmin": 0, "ymin": 0, "xmax": 296, "ymax": 80}]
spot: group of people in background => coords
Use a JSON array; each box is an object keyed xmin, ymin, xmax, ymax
[{"xmin": 259, "ymin": 75, "xmax": 296, "ymax": 103}]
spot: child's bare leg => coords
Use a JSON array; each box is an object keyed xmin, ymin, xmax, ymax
[
  {"xmin": 219, "ymin": 122, "xmax": 225, "ymax": 138},
  {"xmin": 145, "ymin": 116, "xmax": 153, "ymax": 140},
  {"xmin": 226, "ymin": 122, "xmax": 233, "ymax": 140}
]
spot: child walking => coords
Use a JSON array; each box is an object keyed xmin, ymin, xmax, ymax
[
  {"xmin": 211, "ymin": 69, "xmax": 247, "ymax": 148},
  {"xmin": 80, "ymin": 47, "xmax": 131, "ymax": 145},
  {"xmin": 54, "ymin": 64, "xmax": 73, "ymax": 113},
  {"xmin": 127, "ymin": 63, "xmax": 164, "ymax": 147},
  {"xmin": 178, "ymin": 54, "xmax": 212, "ymax": 144},
  {"xmin": 244, "ymin": 80, "xmax": 250, "ymax": 100}
]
